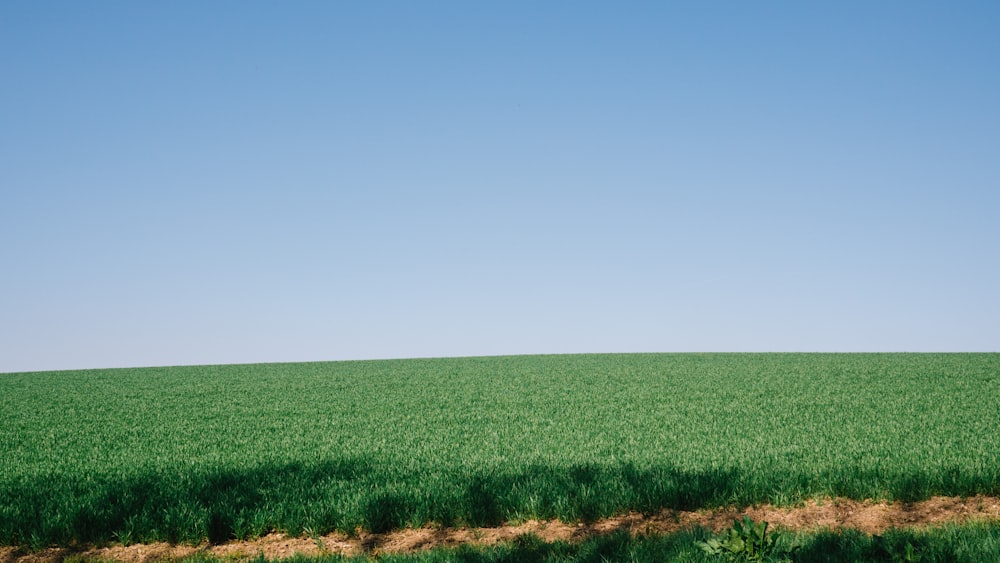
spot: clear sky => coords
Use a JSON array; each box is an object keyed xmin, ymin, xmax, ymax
[{"xmin": 2, "ymin": 2, "xmax": 998, "ymax": 373}]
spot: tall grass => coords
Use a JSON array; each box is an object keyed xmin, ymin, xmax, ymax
[{"xmin": 2, "ymin": 353, "xmax": 998, "ymax": 546}]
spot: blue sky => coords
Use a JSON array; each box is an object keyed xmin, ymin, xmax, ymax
[{"xmin": 2, "ymin": 2, "xmax": 998, "ymax": 372}]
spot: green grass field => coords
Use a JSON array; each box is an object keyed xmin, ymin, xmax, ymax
[{"xmin": 2, "ymin": 353, "xmax": 999, "ymax": 548}]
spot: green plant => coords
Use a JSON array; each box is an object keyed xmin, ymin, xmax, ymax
[
  {"xmin": 695, "ymin": 516, "xmax": 794, "ymax": 562},
  {"xmin": 898, "ymin": 541, "xmax": 921, "ymax": 562},
  {"xmin": 302, "ymin": 527, "xmax": 327, "ymax": 553}
]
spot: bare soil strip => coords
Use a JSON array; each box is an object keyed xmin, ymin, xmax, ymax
[{"xmin": 4, "ymin": 496, "xmax": 1000, "ymax": 562}]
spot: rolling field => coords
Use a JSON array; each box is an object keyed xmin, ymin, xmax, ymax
[{"xmin": 2, "ymin": 353, "xmax": 999, "ymax": 549}]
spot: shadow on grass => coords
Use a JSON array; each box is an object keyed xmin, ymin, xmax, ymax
[
  {"xmin": 363, "ymin": 525, "xmax": 1000, "ymax": 563},
  {"xmin": 2, "ymin": 459, "xmax": 999, "ymax": 548}
]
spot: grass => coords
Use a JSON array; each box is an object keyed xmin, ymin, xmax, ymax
[
  {"xmin": 2, "ymin": 353, "xmax": 999, "ymax": 547},
  {"xmin": 78, "ymin": 522, "xmax": 1000, "ymax": 562},
  {"xmin": 362, "ymin": 522, "xmax": 1000, "ymax": 562}
]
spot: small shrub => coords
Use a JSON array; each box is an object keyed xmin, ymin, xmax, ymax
[{"xmin": 695, "ymin": 516, "xmax": 796, "ymax": 562}]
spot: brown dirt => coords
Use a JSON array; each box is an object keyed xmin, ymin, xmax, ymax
[{"xmin": 3, "ymin": 495, "xmax": 999, "ymax": 562}]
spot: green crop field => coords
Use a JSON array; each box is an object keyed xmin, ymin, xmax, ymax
[{"xmin": 2, "ymin": 353, "xmax": 999, "ymax": 550}]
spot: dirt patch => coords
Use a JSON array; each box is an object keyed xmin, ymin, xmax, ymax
[{"xmin": 3, "ymin": 496, "xmax": 1000, "ymax": 562}]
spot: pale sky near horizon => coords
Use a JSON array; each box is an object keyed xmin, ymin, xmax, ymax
[{"xmin": 2, "ymin": 2, "xmax": 998, "ymax": 373}]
